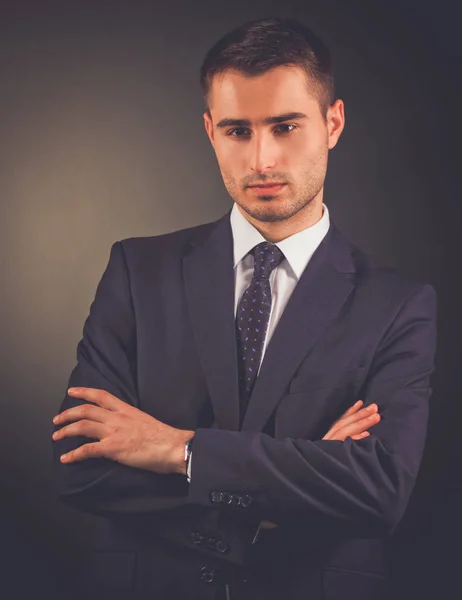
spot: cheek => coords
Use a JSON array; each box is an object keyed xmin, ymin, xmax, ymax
[
  {"xmin": 293, "ymin": 134, "xmax": 328, "ymax": 168},
  {"xmin": 216, "ymin": 145, "xmax": 245, "ymax": 178}
]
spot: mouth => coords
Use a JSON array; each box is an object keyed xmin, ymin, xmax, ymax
[{"xmin": 247, "ymin": 183, "xmax": 286, "ymax": 194}]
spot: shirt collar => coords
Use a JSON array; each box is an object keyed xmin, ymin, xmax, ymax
[{"xmin": 230, "ymin": 202, "xmax": 330, "ymax": 280}]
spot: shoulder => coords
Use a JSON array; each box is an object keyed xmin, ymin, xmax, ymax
[
  {"xmin": 120, "ymin": 219, "xmax": 217, "ymax": 254},
  {"xmin": 340, "ymin": 231, "xmax": 437, "ymax": 315},
  {"xmin": 108, "ymin": 216, "xmax": 224, "ymax": 271}
]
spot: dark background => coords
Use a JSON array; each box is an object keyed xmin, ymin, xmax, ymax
[{"xmin": 1, "ymin": 1, "xmax": 460, "ymax": 597}]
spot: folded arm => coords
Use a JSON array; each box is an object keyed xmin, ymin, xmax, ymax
[
  {"xmin": 52, "ymin": 241, "xmax": 190, "ymax": 516},
  {"xmin": 187, "ymin": 284, "xmax": 437, "ymax": 537}
]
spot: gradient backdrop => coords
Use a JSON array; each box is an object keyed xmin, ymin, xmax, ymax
[{"xmin": 1, "ymin": 1, "xmax": 460, "ymax": 598}]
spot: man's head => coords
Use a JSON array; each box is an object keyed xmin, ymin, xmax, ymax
[{"xmin": 200, "ymin": 17, "xmax": 345, "ymax": 239}]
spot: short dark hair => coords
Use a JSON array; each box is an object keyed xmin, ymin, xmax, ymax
[{"xmin": 200, "ymin": 17, "xmax": 335, "ymax": 119}]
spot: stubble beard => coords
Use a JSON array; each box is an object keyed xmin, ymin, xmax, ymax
[{"xmin": 224, "ymin": 169, "xmax": 326, "ymax": 224}]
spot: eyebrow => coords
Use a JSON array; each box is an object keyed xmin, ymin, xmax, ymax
[{"xmin": 215, "ymin": 112, "xmax": 308, "ymax": 128}]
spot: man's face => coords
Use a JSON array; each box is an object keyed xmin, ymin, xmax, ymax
[{"xmin": 204, "ymin": 65, "xmax": 344, "ymax": 224}]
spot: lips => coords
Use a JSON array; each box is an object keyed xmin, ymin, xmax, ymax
[
  {"xmin": 247, "ymin": 183, "xmax": 286, "ymax": 194},
  {"xmin": 248, "ymin": 183, "xmax": 285, "ymax": 188}
]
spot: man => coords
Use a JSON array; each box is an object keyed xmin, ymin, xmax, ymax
[{"xmin": 51, "ymin": 17, "xmax": 437, "ymax": 600}]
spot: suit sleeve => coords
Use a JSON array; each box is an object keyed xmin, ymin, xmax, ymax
[
  {"xmin": 52, "ymin": 241, "xmax": 190, "ymax": 516},
  {"xmin": 187, "ymin": 284, "xmax": 437, "ymax": 537}
]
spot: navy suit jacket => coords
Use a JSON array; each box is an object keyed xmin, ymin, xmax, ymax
[{"xmin": 52, "ymin": 210, "xmax": 437, "ymax": 599}]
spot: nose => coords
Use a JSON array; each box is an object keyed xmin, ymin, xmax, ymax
[{"xmin": 249, "ymin": 131, "xmax": 279, "ymax": 173}]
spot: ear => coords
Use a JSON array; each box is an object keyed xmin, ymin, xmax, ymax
[
  {"xmin": 327, "ymin": 99, "xmax": 345, "ymax": 150},
  {"xmin": 203, "ymin": 112, "xmax": 215, "ymax": 148}
]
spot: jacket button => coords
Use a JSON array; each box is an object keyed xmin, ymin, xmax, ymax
[
  {"xmin": 239, "ymin": 495, "xmax": 253, "ymax": 508},
  {"xmin": 210, "ymin": 491, "xmax": 223, "ymax": 503},
  {"xmin": 206, "ymin": 537, "xmax": 217, "ymax": 550},
  {"xmin": 221, "ymin": 492, "xmax": 231, "ymax": 504},
  {"xmin": 190, "ymin": 532, "xmax": 201, "ymax": 544},
  {"xmin": 230, "ymin": 493, "xmax": 240, "ymax": 506},
  {"xmin": 200, "ymin": 567, "xmax": 215, "ymax": 583},
  {"xmin": 216, "ymin": 540, "xmax": 229, "ymax": 553}
]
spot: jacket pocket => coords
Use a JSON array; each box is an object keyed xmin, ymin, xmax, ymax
[{"xmin": 322, "ymin": 567, "xmax": 389, "ymax": 600}]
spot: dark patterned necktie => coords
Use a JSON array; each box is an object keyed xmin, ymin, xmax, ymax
[{"xmin": 236, "ymin": 241, "xmax": 285, "ymax": 424}]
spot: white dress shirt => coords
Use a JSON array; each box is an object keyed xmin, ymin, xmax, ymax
[{"xmin": 187, "ymin": 202, "xmax": 330, "ymax": 480}]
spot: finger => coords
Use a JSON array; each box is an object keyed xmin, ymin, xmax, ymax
[
  {"xmin": 323, "ymin": 411, "xmax": 380, "ymax": 441},
  {"xmin": 52, "ymin": 420, "xmax": 108, "ymax": 442},
  {"xmin": 66, "ymin": 387, "xmax": 122, "ymax": 411},
  {"xmin": 328, "ymin": 404, "xmax": 378, "ymax": 436},
  {"xmin": 53, "ymin": 403, "xmax": 109, "ymax": 426},
  {"xmin": 333, "ymin": 400, "xmax": 363, "ymax": 425},
  {"xmin": 332, "ymin": 413, "xmax": 381, "ymax": 441},
  {"xmin": 350, "ymin": 431, "xmax": 371, "ymax": 440},
  {"xmin": 59, "ymin": 441, "xmax": 106, "ymax": 463}
]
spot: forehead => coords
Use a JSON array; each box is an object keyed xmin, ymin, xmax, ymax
[{"xmin": 208, "ymin": 65, "xmax": 319, "ymax": 120}]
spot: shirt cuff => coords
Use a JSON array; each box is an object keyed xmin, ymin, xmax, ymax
[{"xmin": 186, "ymin": 450, "xmax": 192, "ymax": 482}]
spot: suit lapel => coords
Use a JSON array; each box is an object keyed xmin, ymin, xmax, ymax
[
  {"xmin": 182, "ymin": 211, "xmax": 240, "ymax": 431},
  {"xmin": 242, "ymin": 224, "xmax": 357, "ymax": 432}
]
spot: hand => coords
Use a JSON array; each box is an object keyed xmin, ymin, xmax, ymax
[
  {"xmin": 52, "ymin": 387, "xmax": 194, "ymax": 475},
  {"xmin": 322, "ymin": 400, "xmax": 381, "ymax": 441}
]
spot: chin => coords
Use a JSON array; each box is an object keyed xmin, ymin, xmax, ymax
[{"xmin": 239, "ymin": 202, "xmax": 292, "ymax": 223}]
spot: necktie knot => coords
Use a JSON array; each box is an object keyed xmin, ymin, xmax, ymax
[{"xmin": 251, "ymin": 242, "xmax": 285, "ymax": 279}]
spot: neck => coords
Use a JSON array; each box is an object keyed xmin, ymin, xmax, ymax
[{"xmin": 237, "ymin": 190, "xmax": 324, "ymax": 243}]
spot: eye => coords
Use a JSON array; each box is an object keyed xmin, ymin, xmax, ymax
[
  {"xmin": 227, "ymin": 127, "xmax": 250, "ymax": 137},
  {"xmin": 273, "ymin": 124, "xmax": 297, "ymax": 134},
  {"xmin": 226, "ymin": 124, "xmax": 298, "ymax": 137}
]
